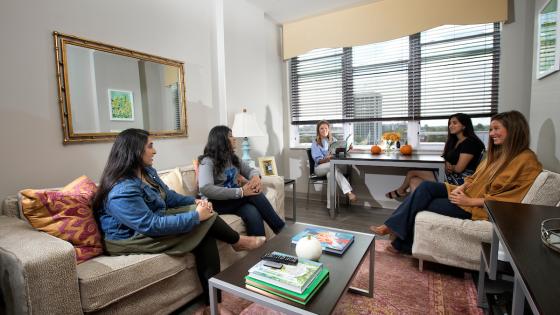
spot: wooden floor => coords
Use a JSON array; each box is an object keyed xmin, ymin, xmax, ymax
[{"xmin": 285, "ymin": 196, "xmax": 394, "ymax": 235}]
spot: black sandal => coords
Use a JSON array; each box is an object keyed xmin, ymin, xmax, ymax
[{"xmin": 385, "ymin": 190, "xmax": 402, "ymax": 199}]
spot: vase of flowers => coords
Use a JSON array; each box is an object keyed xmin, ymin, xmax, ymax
[{"xmin": 382, "ymin": 132, "xmax": 400, "ymax": 153}]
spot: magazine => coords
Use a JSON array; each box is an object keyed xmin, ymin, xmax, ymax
[
  {"xmin": 248, "ymin": 254, "xmax": 323, "ymax": 294},
  {"xmin": 291, "ymin": 228, "xmax": 354, "ymax": 255}
]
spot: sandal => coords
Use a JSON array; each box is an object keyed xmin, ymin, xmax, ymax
[{"xmin": 385, "ymin": 190, "xmax": 403, "ymax": 199}]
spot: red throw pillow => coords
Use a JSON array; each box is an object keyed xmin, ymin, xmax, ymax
[{"xmin": 20, "ymin": 176, "xmax": 103, "ymax": 263}]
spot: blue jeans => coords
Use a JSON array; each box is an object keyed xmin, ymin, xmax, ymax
[
  {"xmin": 210, "ymin": 193, "xmax": 285, "ymax": 236},
  {"xmin": 385, "ymin": 181, "xmax": 471, "ymax": 253}
]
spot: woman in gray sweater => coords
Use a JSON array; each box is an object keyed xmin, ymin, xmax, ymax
[{"xmin": 198, "ymin": 125, "xmax": 285, "ymax": 236}]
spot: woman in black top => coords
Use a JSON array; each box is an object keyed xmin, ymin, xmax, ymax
[{"xmin": 385, "ymin": 113, "xmax": 485, "ymax": 199}]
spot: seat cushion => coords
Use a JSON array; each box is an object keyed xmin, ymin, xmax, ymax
[
  {"xmin": 77, "ymin": 253, "xmax": 194, "ymax": 312},
  {"xmin": 412, "ymin": 211, "xmax": 492, "ymax": 270}
]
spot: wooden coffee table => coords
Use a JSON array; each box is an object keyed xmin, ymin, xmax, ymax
[{"xmin": 208, "ymin": 222, "xmax": 375, "ymax": 315}]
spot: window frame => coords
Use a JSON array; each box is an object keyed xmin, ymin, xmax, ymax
[{"xmin": 288, "ymin": 23, "xmax": 500, "ymax": 152}]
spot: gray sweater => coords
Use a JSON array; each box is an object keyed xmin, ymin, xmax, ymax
[{"xmin": 198, "ymin": 157, "xmax": 260, "ymax": 200}]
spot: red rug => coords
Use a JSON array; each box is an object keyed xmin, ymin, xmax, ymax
[{"xmin": 203, "ymin": 240, "xmax": 483, "ymax": 314}]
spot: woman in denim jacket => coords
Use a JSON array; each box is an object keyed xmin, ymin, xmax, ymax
[{"xmin": 93, "ymin": 129, "xmax": 264, "ymax": 315}]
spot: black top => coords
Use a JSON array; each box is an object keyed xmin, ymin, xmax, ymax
[{"xmin": 443, "ymin": 137, "xmax": 484, "ymax": 171}]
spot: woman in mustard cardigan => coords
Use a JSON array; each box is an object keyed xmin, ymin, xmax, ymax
[{"xmin": 370, "ymin": 110, "xmax": 542, "ymax": 254}]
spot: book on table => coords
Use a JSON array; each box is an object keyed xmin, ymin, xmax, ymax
[
  {"xmin": 245, "ymin": 267, "xmax": 329, "ymax": 305},
  {"xmin": 247, "ymin": 253, "xmax": 323, "ymax": 294},
  {"xmin": 291, "ymin": 228, "xmax": 355, "ymax": 255}
]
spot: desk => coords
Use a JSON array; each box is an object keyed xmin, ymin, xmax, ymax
[
  {"xmin": 329, "ymin": 152, "xmax": 445, "ymax": 219},
  {"xmin": 482, "ymin": 201, "xmax": 560, "ymax": 315}
]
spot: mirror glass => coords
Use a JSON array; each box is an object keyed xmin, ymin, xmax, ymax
[{"xmin": 54, "ymin": 32, "xmax": 187, "ymax": 143}]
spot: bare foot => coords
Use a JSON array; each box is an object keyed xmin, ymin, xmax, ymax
[
  {"xmin": 369, "ymin": 224, "xmax": 391, "ymax": 236},
  {"xmin": 232, "ymin": 235, "xmax": 266, "ymax": 252}
]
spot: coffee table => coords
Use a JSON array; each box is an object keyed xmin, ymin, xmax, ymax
[{"xmin": 209, "ymin": 222, "xmax": 375, "ymax": 315}]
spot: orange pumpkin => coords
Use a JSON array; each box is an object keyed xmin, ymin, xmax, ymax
[
  {"xmin": 370, "ymin": 145, "xmax": 382, "ymax": 155},
  {"xmin": 400, "ymin": 144, "xmax": 413, "ymax": 155}
]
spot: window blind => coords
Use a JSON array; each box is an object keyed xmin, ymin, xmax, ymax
[{"xmin": 289, "ymin": 23, "xmax": 500, "ymax": 125}]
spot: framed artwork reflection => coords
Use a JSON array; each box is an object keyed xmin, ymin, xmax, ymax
[
  {"xmin": 258, "ymin": 156, "xmax": 278, "ymax": 176},
  {"xmin": 537, "ymin": 0, "xmax": 560, "ymax": 79},
  {"xmin": 108, "ymin": 89, "xmax": 135, "ymax": 121}
]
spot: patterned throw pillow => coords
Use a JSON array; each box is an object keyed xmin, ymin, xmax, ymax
[{"xmin": 19, "ymin": 176, "xmax": 103, "ymax": 263}]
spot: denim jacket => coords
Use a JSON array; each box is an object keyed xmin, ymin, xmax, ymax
[{"xmin": 98, "ymin": 167, "xmax": 198, "ymax": 240}]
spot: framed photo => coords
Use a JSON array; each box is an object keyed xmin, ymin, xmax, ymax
[
  {"xmin": 537, "ymin": 0, "xmax": 560, "ymax": 79},
  {"xmin": 108, "ymin": 89, "xmax": 134, "ymax": 121},
  {"xmin": 258, "ymin": 156, "xmax": 278, "ymax": 176}
]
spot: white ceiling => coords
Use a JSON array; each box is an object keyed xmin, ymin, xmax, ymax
[{"xmin": 246, "ymin": 0, "xmax": 382, "ymax": 24}]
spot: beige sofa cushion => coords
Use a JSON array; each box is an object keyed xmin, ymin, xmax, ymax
[{"xmin": 77, "ymin": 253, "xmax": 195, "ymax": 312}]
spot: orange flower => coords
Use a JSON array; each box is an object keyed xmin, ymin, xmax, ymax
[{"xmin": 381, "ymin": 132, "xmax": 400, "ymax": 142}]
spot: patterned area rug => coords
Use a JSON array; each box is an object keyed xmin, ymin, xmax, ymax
[{"xmin": 200, "ymin": 240, "xmax": 482, "ymax": 315}]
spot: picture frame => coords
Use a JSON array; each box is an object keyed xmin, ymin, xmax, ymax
[
  {"xmin": 536, "ymin": 0, "xmax": 560, "ymax": 79},
  {"xmin": 108, "ymin": 89, "xmax": 135, "ymax": 121},
  {"xmin": 258, "ymin": 156, "xmax": 278, "ymax": 176}
]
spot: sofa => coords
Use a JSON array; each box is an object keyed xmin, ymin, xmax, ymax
[
  {"xmin": 0, "ymin": 164, "xmax": 285, "ymax": 315},
  {"xmin": 412, "ymin": 170, "xmax": 560, "ymax": 271}
]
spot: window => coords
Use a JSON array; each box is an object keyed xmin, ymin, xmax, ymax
[{"xmin": 289, "ymin": 23, "xmax": 500, "ymax": 149}]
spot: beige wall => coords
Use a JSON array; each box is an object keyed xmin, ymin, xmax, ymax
[
  {"xmin": 0, "ymin": 0, "xmax": 285, "ymax": 200},
  {"xmin": 530, "ymin": 0, "xmax": 560, "ymax": 172}
]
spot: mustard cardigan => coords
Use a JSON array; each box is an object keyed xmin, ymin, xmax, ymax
[{"xmin": 445, "ymin": 149, "xmax": 542, "ymax": 220}]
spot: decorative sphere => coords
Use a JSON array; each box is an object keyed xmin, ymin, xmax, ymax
[
  {"xmin": 295, "ymin": 235, "xmax": 323, "ymax": 261},
  {"xmin": 400, "ymin": 144, "xmax": 413, "ymax": 155},
  {"xmin": 370, "ymin": 145, "xmax": 382, "ymax": 155}
]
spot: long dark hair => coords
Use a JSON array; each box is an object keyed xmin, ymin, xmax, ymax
[
  {"xmin": 478, "ymin": 110, "xmax": 530, "ymax": 182},
  {"xmin": 198, "ymin": 125, "xmax": 240, "ymax": 175},
  {"xmin": 93, "ymin": 129, "xmax": 149, "ymax": 211},
  {"xmin": 442, "ymin": 113, "xmax": 485, "ymax": 157}
]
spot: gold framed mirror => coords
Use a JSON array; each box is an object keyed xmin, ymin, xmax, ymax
[{"xmin": 53, "ymin": 32, "xmax": 188, "ymax": 143}]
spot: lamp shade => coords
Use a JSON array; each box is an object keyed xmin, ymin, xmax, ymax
[{"xmin": 231, "ymin": 109, "xmax": 266, "ymax": 137}]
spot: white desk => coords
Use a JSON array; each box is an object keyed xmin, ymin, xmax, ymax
[{"xmin": 329, "ymin": 152, "xmax": 445, "ymax": 219}]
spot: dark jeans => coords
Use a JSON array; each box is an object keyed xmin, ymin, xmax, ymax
[
  {"xmin": 210, "ymin": 193, "xmax": 285, "ymax": 236},
  {"xmin": 192, "ymin": 216, "xmax": 239, "ymax": 305},
  {"xmin": 385, "ymin": 181, "xmax": 471, "ymax": 254}
]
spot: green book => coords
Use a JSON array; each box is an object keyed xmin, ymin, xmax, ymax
[
  {"xmin": 248, "ymin": 255, "xmax": 322, "ymax": 293},
  {"xmin": 245, "ymin": 268, "xmax": 329, "ymax": 305}
]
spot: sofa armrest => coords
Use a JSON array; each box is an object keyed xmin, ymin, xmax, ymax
[
  {"xmin": 261, "ymin": 176, "xmax": 285, "ymax": 219},
  {"xmin": 0, "ymin": 216, "xmax": 82, "ymax": 314}
]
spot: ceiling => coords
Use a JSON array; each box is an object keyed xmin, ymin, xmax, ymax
[{"xmin": 246, "ymin": 0, "xmax": 382, "ymax": 24}]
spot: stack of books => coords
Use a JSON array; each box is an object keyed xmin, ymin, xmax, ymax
[
  {"xmin": 245, "ymin": 252, "xmax": 329, "ymax": 305},
  {"xmin": 291, "ymin": 228, "xmax": 355, "ymax": 255}
]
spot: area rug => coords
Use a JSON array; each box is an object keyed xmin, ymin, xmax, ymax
[{"xmin": 204, "ymin": 240, "xmax": 483, "ymax": 314}]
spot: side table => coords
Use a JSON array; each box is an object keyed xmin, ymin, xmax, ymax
[{"xmin": 283, "ymin": 178, "xmax": 296, "ymax": 222}]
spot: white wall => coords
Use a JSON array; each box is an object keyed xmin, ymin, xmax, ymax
[
  {"xmin": 529, "ymin": 0, "xmax": 560, "ymax": 172},
  {"xmin": 498, "ymin": 0, "xmax": 535, "ymax": 117},
  {"xmin": 223, "ymin": 1, "xmax": 285, "ymax": 173},
  {"xmin": 0, "ymin": 0, "xmax": 285, "ymax": 200}
]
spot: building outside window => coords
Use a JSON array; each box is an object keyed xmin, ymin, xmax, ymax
[{"xmin": 289, "ymin": 23, "xmax": 500, "ymax": 151}]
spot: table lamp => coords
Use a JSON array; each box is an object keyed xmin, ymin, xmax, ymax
[{"xmin": 231, "ymin": 108, "xmax": 266, "ymax": 167}]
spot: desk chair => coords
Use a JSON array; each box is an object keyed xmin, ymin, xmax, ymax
[
  {"xmin": 306, "ymin": 148, "xmax": 328, "ymax": 204},
  {"xmin": 306, "ymin": 148, "xmax": 350, "ymax": 207}
]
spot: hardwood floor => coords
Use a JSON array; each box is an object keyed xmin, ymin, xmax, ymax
[{"xmin": 285, "ymin": 196, "xmax": 394, "ymax": 235}]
